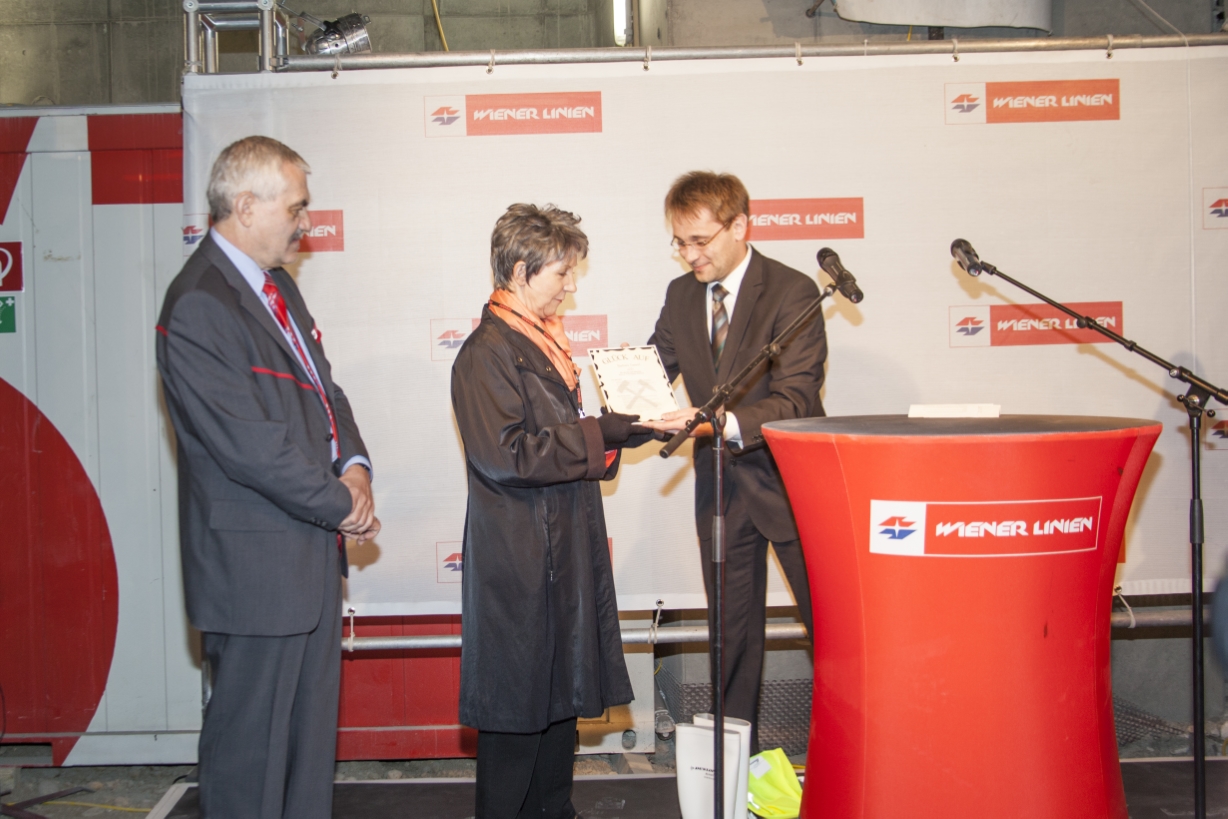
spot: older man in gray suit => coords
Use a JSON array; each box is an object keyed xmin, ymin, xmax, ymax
[{"xmin": 156, "ymin": 136, "xmax": 379, "ymax": 819}]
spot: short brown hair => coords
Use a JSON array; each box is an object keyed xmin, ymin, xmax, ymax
[
  {"xmin": 207, "ymin": 136, "xmax": 311, "ymax": 222},
  {"xmin": 490, "ymin": 204, "xmax": 588, "ymax": 289},
  {"xmin": 664, "ymin": 171, "xmax": 749, "ymax": 224}
]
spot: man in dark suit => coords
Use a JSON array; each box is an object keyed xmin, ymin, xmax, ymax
[
  {"xmin": 156, "ymin": 136, "xmax": 379, "ymax": 819},
  {"xmin": 643, "ymin": 171, "xmax": 826, "ymax": 750}
]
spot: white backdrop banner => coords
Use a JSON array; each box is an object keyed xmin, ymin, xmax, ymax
[{"xmin": 182, "ymin": 45, "xmax": 1228, "ymax": 615}]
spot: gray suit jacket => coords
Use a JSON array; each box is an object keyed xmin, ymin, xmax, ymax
[
  {"xmin": 649, "ymin": 248, "xmax": 827, "ymax": 543},
  {"xmin": 156, "ymin": 233, "xmax": 368, "ymax": 636}
]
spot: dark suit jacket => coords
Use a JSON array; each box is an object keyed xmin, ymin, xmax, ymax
[
  {"xmin": 649, "ymin": 248, "xmax": 827, "ymax": 543},
  {"xmin": 156, "ymin": 233, "xmax": 368, "ymax": 637}
]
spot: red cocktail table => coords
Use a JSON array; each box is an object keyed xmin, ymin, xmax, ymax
[{"xmin": 762, "ymin": 415, "xmax": 1161, "ymax": 819}]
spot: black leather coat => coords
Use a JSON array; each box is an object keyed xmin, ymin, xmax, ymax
[{"xmin": 451, "ymin": 307, "xmax": 633, "ymax": 733}]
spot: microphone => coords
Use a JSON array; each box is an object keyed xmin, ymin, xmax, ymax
[
  {"xmin": 817, "ymin": 248, "xmax": 864, "ymax": 304},
  {"xmin": 951, "ymin": 239, "xmax": 984, "ymax": 276}
]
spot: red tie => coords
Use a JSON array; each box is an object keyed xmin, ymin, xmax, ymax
[
  {"xmin": 263, "ymin": 273, "xmax": 347, "ymax": 555},
  {"xmin": 262, "ymin": 272, "xmax": 339, "ymax": 456}
]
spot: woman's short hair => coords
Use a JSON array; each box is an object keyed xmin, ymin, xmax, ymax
[
  {"xmin": 664, "ymin": 171, "xmax": 750, "ymax": 225},
  {"xmin": 206, "ymin": 136, "xmax": 311, "ymax": 222},
  {"xmin": 490, "ymin": 204, "xmax": 588, "ymax": 289}
]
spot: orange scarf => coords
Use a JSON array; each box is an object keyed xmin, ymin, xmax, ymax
[{"xmin": 487, "ymin": 289, "xmax": 580, "ymax": 392}]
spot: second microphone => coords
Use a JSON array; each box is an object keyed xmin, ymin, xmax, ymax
[{"xmin": 817, "ymin": 248, "xmax": 864, "ymax": 303}]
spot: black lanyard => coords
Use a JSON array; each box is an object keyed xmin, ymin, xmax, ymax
[{"xmin": 486, "ymin": 300, "xmax": 572, "ymax": 359}]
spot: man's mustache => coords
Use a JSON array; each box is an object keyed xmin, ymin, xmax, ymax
[{"xmin": 290, "ymin": 228, "xmax": 306, "ymax": 242}]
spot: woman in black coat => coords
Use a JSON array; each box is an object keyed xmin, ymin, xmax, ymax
[{"xmin": 451, "ymin": 204, "xmax": 650, "ymax": 819}]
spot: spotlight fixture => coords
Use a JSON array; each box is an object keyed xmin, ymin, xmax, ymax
[{"xmin": 279, "ymin": 3, "xmax": 372, "ymax": 55}]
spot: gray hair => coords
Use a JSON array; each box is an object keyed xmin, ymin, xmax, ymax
[
  {"xmin": 490, "ymin": 203, "xmax": 588, "ymax": 289},
  {"xmin": 206, "ymin": 136, "xmax": 311, "ymax": 222}
]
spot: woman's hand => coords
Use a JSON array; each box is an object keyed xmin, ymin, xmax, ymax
[{"xmin": 597, "ymin": 411, "xmax": 644, "ymax": 446}]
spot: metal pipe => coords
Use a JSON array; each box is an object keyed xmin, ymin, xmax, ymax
[
  {"xmin": 189, "ymin": 0, "xmax": 266, "ymax": 11},
  {"xmin": 201, "ymin": 17, "xmax": 219, "ymax": 73},
  {"xmin": 185, "ymin": 8, "xmax": 202, "ymax": 73},
  {"xmin": 274, "ymin": 13, "xmax": 288, "ymax": 63},
  {"xmin": 201, "ymin": 15, "xmax": 260, "ymax": 30},
  {"xmin": 340, "ymin": 623, "xmax": 808, "ymax": 652},
  {"xmin": 280, "ymin": 33, "xmax": 1228, "ymax": 72},
  {"xmin": 1111, "ymin": 607, "xmax": 1213, "ymax": 629},
  {"xmin": 259, "ymin": 6, "xmax": 275, "ymax": 72},
  {"xmin": 339, "ymin": 609, "xmax": 1207, "ymax": 651}
]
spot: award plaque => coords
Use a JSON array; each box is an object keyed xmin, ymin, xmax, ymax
[{"xmin": 588, "ymin": 346, "xmax": 679, "ymax": 421}]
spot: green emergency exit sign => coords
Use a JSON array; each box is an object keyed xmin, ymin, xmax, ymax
[{"xmin": 0, "ymin": 295, "xmax": 15, "ymax": 333}]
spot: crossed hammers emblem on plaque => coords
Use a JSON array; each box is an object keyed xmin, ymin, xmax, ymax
[{"xmin": 617, "ymin": 379, "xmax": 655, "ymax": 410}]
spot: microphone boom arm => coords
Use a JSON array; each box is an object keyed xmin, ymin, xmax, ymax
[{"xmin": 969, "ymin": 258, "xmax": 1228, "ymax": 408}]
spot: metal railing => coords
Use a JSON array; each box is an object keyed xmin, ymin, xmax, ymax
[
  {"xmin": 201, "ymin": 608, "xmax": 1212, "ymax": 709},
  {"xmin": 339, "ymin": 607, "xmax": 1211, "ymax": 651},
  {"xmin": 277, "ymin": 33, "xmax": 1228, "ymax": 73}
]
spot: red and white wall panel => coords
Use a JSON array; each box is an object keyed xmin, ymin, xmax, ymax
[{"xmin": 0, "ymin": 105, "xmax": 199, "ymax": 765}]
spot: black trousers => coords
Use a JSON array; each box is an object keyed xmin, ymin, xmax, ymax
[
  {"xmin": 698, "ymin": 486, "xmax": 814, "ymax": 753},
  {"xmin": 198, "ymin": 552, "xmax": 342, "ymax": 819},
  {"xmin": 475, "ymin": 718, "xmax": 578, "ymax": 819}
]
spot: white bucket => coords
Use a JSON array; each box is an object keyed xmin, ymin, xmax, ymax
[
  {"xmin": 675, "ymin": 721, "xmax": 742, "ymax": 819},
  {"xmin": 694, "ymin": 713, "xmax": 750, "ymax": 818}
]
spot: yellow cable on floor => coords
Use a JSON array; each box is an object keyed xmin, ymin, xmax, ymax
[
  {"xmin": 49, "ymin": 801, "xmax": 149, "ymax": 813},
  {"xmin": 430, "ymin": 0, "xmax": 450, "ymax": 51}
]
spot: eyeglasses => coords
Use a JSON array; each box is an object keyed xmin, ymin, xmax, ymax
[{"xmin": 671, "ymin": 220, "xmax": 731, "ymax": 252}]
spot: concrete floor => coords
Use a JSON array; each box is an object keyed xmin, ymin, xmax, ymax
[
  {"xmin": 4, "ymin": 734, "xmax": 1226, "ymax": 816},
  {"xmin": 0, "ymin": 742, "xmax": 679, "ymax": 817}
]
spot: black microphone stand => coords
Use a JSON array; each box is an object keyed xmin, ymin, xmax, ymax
[
  {"xmin": 659, "ymin": 277, "xmax": 839, "ymax": 818},
  {"xmin": 955, "ymin": 246, "xmax": 1227, "ymax": 819}
]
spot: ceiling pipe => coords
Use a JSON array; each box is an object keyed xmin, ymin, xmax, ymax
[{"xmin": 278, "ymin": 33, "xmax": 1228, "ymax": 72}]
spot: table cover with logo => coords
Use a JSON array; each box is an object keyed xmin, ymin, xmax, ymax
[{"xmin": 761, "ymin": 415, "xmax": 1161, "ymax": 819}]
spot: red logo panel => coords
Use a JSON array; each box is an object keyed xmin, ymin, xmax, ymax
[
  {"xmin": 927, "ymin": 498, "xmax": 1101, "ymax": 557},
  {"xmin": 300, "ymin": 210, "xmax": 344, "ymax": 252},
  {"xmin": 466, "ymin": 92, "xmax": 602, "ymax": 136},
  {"xmin": 985, "ymin": 80, "xmax": 1119, "ymax": 123},
  {"xmin": 747, "ymin": 199, "xmax": 864, "ymax": 241},
  {"xmin": 989, "ymin": 301, "xmax": 1122, "ymax": 346},
  {"xmin": 561, "ymin": 314, "xmax": 608, "ymax": 357}
]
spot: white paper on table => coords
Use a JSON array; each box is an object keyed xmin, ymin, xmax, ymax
[
  {"xmin": 908, "ymin": 403, "xmax": 1001, "ymax": 418},
  {"xmin": 589, "ymin": 346, "xmax": 679, "ymax": 421}
]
